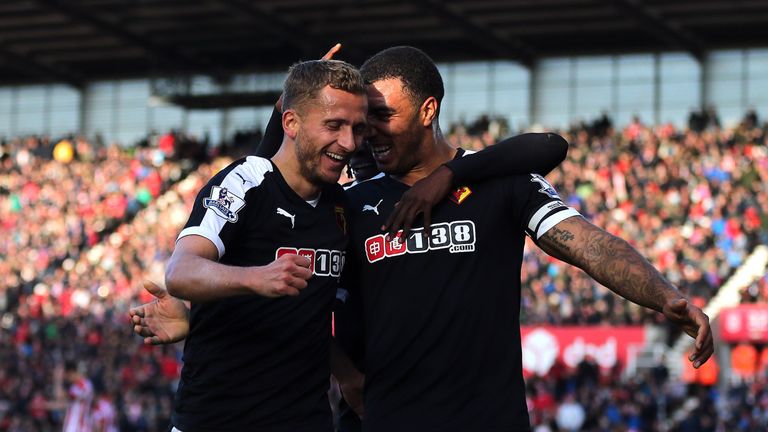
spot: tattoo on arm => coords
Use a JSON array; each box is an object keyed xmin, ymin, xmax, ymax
[
  {"xmin": 538, "ymin": 219, "xmax": 679, "ymax": 313},
  {"xmin": 541, "ymin": 226, "xmax": 574, "ymax": 254}
]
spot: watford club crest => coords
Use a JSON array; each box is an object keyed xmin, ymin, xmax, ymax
[
  {"xmin": 335, "ymin": 206, "xmax": 347, "ymax": 235},
  {"xmin": 449, "ymin": 186, "xmax": 472, "ymax": 205}
]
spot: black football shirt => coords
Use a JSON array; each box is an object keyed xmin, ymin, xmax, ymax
[
  {"xmin": 172, "ymin": 156, "xmax": 348, "ymax": 432},
  {"xmin": 337, "ymin": 150, "xmax": 579, "ymax": 432}
]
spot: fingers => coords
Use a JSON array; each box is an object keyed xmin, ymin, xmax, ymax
[
  {"xmin": 321, "ymin": 43, "xmax": 342, "ymax": 60},
  {"xmin": 382, "ymin": 201, "xmax": 402, "ymax": 239},
  {"xmin": 422, "ymin": 207, "xmax": 432, "ymax": 241},
  {"xmin": 284, "ymin": 253, "xmax": 311, "ymax": 268},
  {"xmin": 142, "ymin": 280, "xmax": 167, "ymax": 299},
  {"xmin": 689, "ymin": 312, "xmax": 714, "ymax": 368},
  {"xmin": 383, "ymin": 200, "xmax": 416, "ymax": 241},
  {"xmin": 129, "ymin": 306, "xmax": 144, "ymax": 318},
  {"xmin": 267, "ymin": 254, "xmax": 314, "ymax": 297},
  {"xmin": 283, "ymin": 254, "xmax": 313, "ymax": 280},
  {"xmin": 134, "ymin": 324, "xmax": 155, "ymax": 338},
  {"xmin": 145, "ymin": 336, "xmax": 163, "ymax": 346}
]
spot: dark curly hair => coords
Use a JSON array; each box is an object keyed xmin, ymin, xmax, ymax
[{"xmin": 360, "ymin": 46, "xmax": 444, "ymax": 110}]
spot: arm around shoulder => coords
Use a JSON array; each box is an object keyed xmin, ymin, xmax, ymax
[{"xmin": 445, "ymin": 132, "xmax": 568, "ymax": 184}]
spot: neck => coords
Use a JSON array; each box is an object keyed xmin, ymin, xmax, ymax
[
  {"xmin": 272, "ymin": 140, "xmax": 321, "ymax": 201},
  {"xmin": 392, "ymin": 127, "xmax": 457, "ymax": 186}
]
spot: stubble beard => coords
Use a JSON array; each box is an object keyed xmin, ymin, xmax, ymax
[{"xmin": 295, "ymin": 130, "xmax": 328, "ymax": 186}]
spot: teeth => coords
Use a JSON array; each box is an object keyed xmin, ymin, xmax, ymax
[
  {"xmin": 372, "ymin": 145, "xmax": 391, "ymax": 155},
  {"xmin": 325, "ymin": 151, "xmax": 345, "ymax": 161}
]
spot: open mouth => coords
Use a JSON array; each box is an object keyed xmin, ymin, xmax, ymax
[
  {"xmin": 325, "ymin": 151, "xmax": 347, "ymax": 162},
  {"xmin": 371, "ymin": 144, "xmax": 392, "ymax": 159}
]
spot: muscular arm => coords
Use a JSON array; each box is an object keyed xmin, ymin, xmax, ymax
[
  {"xmin": 166, "ymin": 235, "xmax": 312, "ymax": 302},
  {"xmin": 536, "ymin": 216, "xmax": 679, "ymax": 312},
  {"xmin": 536, "ymin": 216, "xmax": 713, "ymax": 367}
]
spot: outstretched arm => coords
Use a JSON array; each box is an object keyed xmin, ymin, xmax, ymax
[
  {"xmin": 536, "ymin": 216, "xmax": 714, "ymax": 368},
  {"xmin": 383, "ymin": 132, "xmax": 568, "ymax": 239}
]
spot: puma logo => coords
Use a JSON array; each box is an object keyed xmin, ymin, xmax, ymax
[
  {"xmin": 362, "ymin": 199, "xmax": 383, "ymax": 215},
  {"xmin": 276, "ymin": 207, "xmax": 296, "ymax": 228},
  {"xmin": 235, "ymin": 173, "xmax": 252, "ymax": 186}
]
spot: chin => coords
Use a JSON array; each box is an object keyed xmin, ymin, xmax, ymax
[
  {"xmin": 374, "ymin": 160, "xmax": 395, "ymax": 174},
  {"xmin": 319, "ymin": 171, "xmax": 343, "ymax": 185}
]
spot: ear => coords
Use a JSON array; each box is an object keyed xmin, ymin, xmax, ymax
[
  {"xmin": 282, "ymin": 109, "xmax": 300, "ymax": 139},
  {"xmin": 419, "ymin": 96, "xmax": 438, "ymax": 127}
]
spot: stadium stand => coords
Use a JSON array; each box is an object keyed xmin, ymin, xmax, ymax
[
  {"xmin": 0, "ymin": 109, "xmax": 766, "ymax": 430},
  {"xmin": 1, "ymin": 3, "xmax": 768, "ymax": 429},
  {"xmin": 519, "ymin": 113, "xmax": 767, "ymax": 327}
]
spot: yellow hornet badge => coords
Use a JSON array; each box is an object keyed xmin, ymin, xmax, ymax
[{"xmin": 449, "ymin": 186, "xmax": 472, "ymax": 205}]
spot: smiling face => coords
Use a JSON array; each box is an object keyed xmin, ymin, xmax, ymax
[
  {"xmin": 365, "ymin": 78, "xmax": 425, "ymax": 176},
  {"xmin": 291, "ymin": 85, "xmax": 368, "ymax": 186}
]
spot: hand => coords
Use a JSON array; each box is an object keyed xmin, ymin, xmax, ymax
[
  {"xmin": 321, "ymin": 43, "xmax": 342, "ymax": 60},
  {"xmin": 339, "ymin": 372, "xmax": 365, "ymax": 418},
  {"xmin": 276, "ymin": 43, "xmax": 341, "ymax": 112},
  {"xmin": 253, "ymin": 254, "xmax": 313, "ymax": 297},
  {"xmin": 382, "ymin": 164, "xmax": 454, "ymax": 241},
  {"xmin": 128, "ymin": 280, "xmax": 189, "ymax": 345},
  {"xmin": 130, "ymin": 280, "xmax": 189, "ymax": 345},
  {"xmin": 662, "ymin": 298, "xmax": 713, "ymax": 368}
]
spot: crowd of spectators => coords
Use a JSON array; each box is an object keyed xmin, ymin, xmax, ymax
[
  {"xmin": 0, "ymin": 136, "xmax": 182, "ymax": 315},
  {"xmin": 526, "ymin": 356, "xmax": 768, "ymax": 432},
  {"xmin": 0, "ymin": 132, "xmax": 214, "ymax": 430},
  {"xmin": 0, "ymin": 108, "xmax": 766, "ymax": 430},
  {"xmin": 517, "ymin": 111, "xmax": 768, "ymax": 326}
]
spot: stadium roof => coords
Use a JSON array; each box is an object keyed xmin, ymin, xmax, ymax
[{"xmin": 1, "ymin": 0, "xmax": 767, "ymax": 87}]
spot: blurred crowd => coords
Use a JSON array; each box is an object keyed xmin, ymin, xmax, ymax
[
  {"xmin": 526, "ymin": 356, "xmax": 768, "ymax": 432},
  {"xmin": 0, "ymin": 132, "xmax": 217, "ymax": 430},
  {"xmin": 0, "ymin": 107, "xmax": 766, "ymax": 430},
  {"xmin": 515, "ymin": 111, "xmax": 768, "ymax": 326}
]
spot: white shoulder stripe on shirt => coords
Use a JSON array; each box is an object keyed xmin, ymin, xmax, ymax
[{"xmin": 177, "ymin": 156, "xmax": 273, "ymax": 259}]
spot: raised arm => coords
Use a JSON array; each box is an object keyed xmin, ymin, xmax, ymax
[
  {"xmin": 254, "ymin": 107, "xmax": 284, "ymax": 158},
  {"xmin": 536, "ymin": 215, "xmax": 713, "ymax": 368},
  {"xmin": 383, "ymin": 132, "xmax": 568, "ymax": 239},
  {"xmin": 255, "ymin": 44, "xmax": 343, "ymax": 158}
]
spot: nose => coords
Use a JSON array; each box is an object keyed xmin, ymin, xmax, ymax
[
  {"xmin": 365, "ymin": 123, "xmax": 377, "ymax": 139},
  {"xmin": 338, "ymin": 127, "xmax": 357, "ymax": 152}
]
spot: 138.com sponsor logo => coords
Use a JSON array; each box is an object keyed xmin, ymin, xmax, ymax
[
  {"xmin": 364, "ymin": 220, "xmax": 476, "ymax": 263},
  {"xmin": 276, "ymin": 247, "xmax": 345, "ymax": 277}
]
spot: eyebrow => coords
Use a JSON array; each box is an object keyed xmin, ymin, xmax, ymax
[{"xmin": 370, "ymin": 106, "xmax": 394, "ymax": 114}]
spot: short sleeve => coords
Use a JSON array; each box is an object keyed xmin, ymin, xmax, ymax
[
  {"xmin": 178, "ymin": 157, "xmax": 271, "ymax": 258},
  {"xmin": 519, "ymin": 173, "xmax": 581, "ymax": 239}
]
